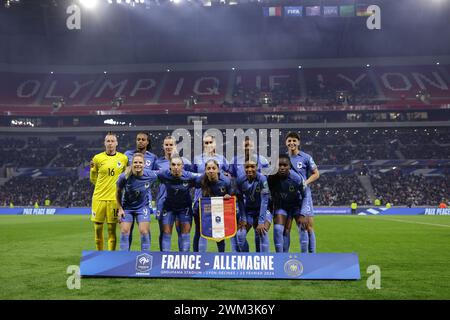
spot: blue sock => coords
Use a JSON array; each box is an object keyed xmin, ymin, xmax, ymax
[
  {"xmin": 198, "ymin": 236, "xmax": 208, "ymax": 252},
  {"xmin": 299, "ymin": 226, "xmax": 309, "ymax": 253},
  {"xmin": 273, "ymin": 224, "xmax": 284, "ymax": 253},
  {"xmin": 254, "ymin": 232, "xmax": 260, "ymax": 252},
  {"xmin": 161, "ymin": 233, "xmax": 172, "ymax": 252},
  {"xmin": 158, "ymin": 220, "xmax": 163, "ymax": 251},
  {"xmin": 140, "ymin": 233, "xmax": 150, "ymax": 251},
  {"xmin": 308, "ymin": 230, "xmax": 316, "ymax": 253},
  {"xmin": 193, "ymin": 229, "xmax": 200, "ymax": 252},
  {"xmin": 236, "ymin": 229, "xmax": 247, "ymax": 252},
  {"xmin": 217, "ymin": 240, "xmax": 225, "ymax": 252},
  {"xmin": 120, "ymin": 233, "xmax": 129, "ymax": 251},
  {"xmin": 260, "ymin": 233, "xmax": 270, "ymax": 252},
  {"xmin": 128, "ymin": 221, "xmax": 135, "ymax": 250},
  {"xmin": 230, "ymin": 236, "xmax": 238, "ymax": 252},
  {"xmin": 242, "ymin": 239, "xmax": 249, "ymax": 252},
  {"xmin": 176, "ymin": 225, "xmax": 182, "ymax": 251},
  {"xmin": 181, "ymin": 233, "xmax": 190, "ymax": 252},
  {"xmin": 283, "ymin": 233, "xmax": 291, "ymax": 252}
]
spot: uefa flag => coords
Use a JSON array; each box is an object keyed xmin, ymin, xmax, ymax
[
  {"xmin": 263, "ymin": 7, "xmax": 282, "ymax": 17},
  {"xmin": 200, "ymin": 196, "xmax": 237, "ymax": 241}
]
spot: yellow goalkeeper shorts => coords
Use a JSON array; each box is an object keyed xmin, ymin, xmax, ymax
[{"xmin": 91, "ymin": 199, "xmax": 118, "ymax": 224}]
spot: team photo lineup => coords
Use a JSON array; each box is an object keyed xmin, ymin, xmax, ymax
[
  {"xmin": 1, "ymin": 0, "xmax": 450, "ymax": 303},
  {"xmin": 89, "ymin": 131, "xmax": 319, "ymax": 254}
]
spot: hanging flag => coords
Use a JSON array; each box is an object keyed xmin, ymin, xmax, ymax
[
  {"xmin": 356, "ymin": 4, "xmax": 373, "ymax": 17},
  {"xmin": 263, "ymin": 7, "xmax": 282, "ymax": 17},
  {"xmin": 340, "ymin": 4, "xmax": 355, "ymax": 17},
  {"xmin": 200, "ymin": 196, "xmax": 237, "ymax": 242},
  {"xmin": 284, "ymin": 6, "xmax": 303, "ymax": 17},
  {"xmin": 305, "ymin": 6, "xmax": 321, "ymax": 17},
  {"xmin": 323, "ymin": 6, "xmax": 339, "ymax": 17}
]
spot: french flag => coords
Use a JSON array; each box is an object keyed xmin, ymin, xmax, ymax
[
  {"xmin": 200, "ymin": 197, "xmax": 237, "ymax": 241},
  {"xmin": 263, "ymin": 7, "xmax": 283, "ymax": 17}
]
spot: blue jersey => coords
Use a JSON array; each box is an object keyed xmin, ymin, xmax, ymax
[
  {"xmin": 236, "ymin": 172, "xmax": 270, "ymax": 224},
  {"xmin": 192, "ymin": 153, "xmax": 229, "ymax": 174},
  {"xmin": 268, "ymin": 170, "xmax": 304, "ymax": 210},
  {"xmin": 154, "ymin": 156, "xmax": 193, "ymax": 212},
  {"xmin": 124, "ymin": 150, "xmax": 158, "ymax": 170},
  {"xmin": 289, "ymin": 151, "xmax": 317, "ymax": 181},
  {"xmin": 229, "ymin": 153, "xmax": 270, "ymax": 177},
  {"xmin": 157, "ymin": 169, "xmax": 200, "ymax": 211},
  {"xmin": 117, "ymin": 169, "xmax": 158, "ymax": 211},
  {"xmin": 196, "ymin": 173, "xmax": 232, "ymax": 197}
]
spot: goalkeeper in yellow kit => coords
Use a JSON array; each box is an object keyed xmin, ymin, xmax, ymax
[{"xmin": 90, "ymin": 132, "xmax": 128, "ymax": 250}]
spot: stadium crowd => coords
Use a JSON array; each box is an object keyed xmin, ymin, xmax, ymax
[{"xmin": 0, "ymin": 128, "xmax": 448, "ymax": 207}]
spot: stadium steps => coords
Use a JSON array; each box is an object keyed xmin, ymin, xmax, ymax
[{"xmin": 357, "ymin": 174, "xmax": 376, "ymax": 202}]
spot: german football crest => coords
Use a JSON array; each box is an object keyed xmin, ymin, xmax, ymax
[
  {"xmin": 117, "ymin": 161, "xmax": 122, "ymax": 168},
  {"xmin": 296, "ymin": 162, "xmax": 302, "ymax": 169},
  {"xmin": 145, "ymin": 160, "xmax": 152, "ymax": 167},
  {"xmin": 199, "ymin": 196, "xmax": 237, "ymax": 242}
]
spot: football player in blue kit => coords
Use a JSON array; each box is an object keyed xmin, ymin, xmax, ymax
[
  {"xmin": 157, "ymin": 156, "xmax": 200, "ymax": 252},
  {"xmin": 229, "ymin": 136, "xmax": 270, "ymax": 177},
  {"xmin": 235, "ymin": 157, "xmax": 272, "ymax": 252},
  {"xmin": 268, "ymin": 155, "xmax": 306, "ymax": 253},
  {"xmin": 192, "ymin": 135, "xmax": 230, "ymax": 252},
  {"xmin": 285, "ymin": 132, "xmax": 320, "ymax": 253},
  {"xmin": 123, "ymin": 132, "xmax": 158, "ymax": 250},
  {"xmin": 196, "ymin": 159, "xmax": 233, "ymax": 252},
  {"xmin": 154, "ymin": 136, "xmax": 192, "ymax": 251},
  {"xmin": 116, "ymin": 153, "xmax": 158, "ymax": 251}
]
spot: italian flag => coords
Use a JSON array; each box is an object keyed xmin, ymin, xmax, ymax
[{"xmin": 264, "ymin": 7, "xmax": 282, "ymax": 17}]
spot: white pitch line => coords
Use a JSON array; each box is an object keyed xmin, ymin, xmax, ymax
[{"xmin": 374, "ymin": 217, "xmax": 450, "ymax": 228}]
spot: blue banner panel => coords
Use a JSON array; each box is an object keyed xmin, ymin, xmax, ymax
[
  {"xmin": 356, "ymin": 207, "xmax": 449, "ymax": 215},
  {"xmin": 80, "ymin": 251, "xmax": 360, "ymax": 280},
  {"xmin": 0, "ymin": 207, "xmax": 91, "ymax": 215},
  {"xmin": 315, "ymin": 207, "xmax": 351, "ymax": 215}
]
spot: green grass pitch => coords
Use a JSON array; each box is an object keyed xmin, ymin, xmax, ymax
[{"xmin": 1, "ymin": 215, "xmax": 449, "ymax": 300}]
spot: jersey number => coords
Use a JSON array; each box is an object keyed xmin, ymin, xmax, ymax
[{"xmin": 108, "ymin": 168, "xmax": 115, "ymax": 176}]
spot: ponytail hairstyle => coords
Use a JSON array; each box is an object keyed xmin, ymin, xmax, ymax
[{"xmin": 201, "ymin": 159, "xmax": 220, "ymax": 197}]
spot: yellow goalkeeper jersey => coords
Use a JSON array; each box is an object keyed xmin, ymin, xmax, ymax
[{"xmin": 90, "ymin": 151, "xmax": 128, "ymax": 201}]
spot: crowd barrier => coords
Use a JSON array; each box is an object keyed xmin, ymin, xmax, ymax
[{"xmin": 0, "ymin": 207, "xmax": 448, "ymax": 215}]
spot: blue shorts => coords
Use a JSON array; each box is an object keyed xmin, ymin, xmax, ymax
[
  {"xmin": 301, "ymin": 187, "xmax": 314, "ymax": 217},
  {"xmin": 246, "ymin": 209, "xmax": 273, "ymax": 225},
  {"xmin": 274, "ymin": 207, "xmax": 302, "ymax": 218},
  {"xmin": 122, "ymin": 206, "xmax": 152, "ymax": 223},
  {"xmin": 161, "ymin": 207, "xmax": 193, "ymax": 225}
]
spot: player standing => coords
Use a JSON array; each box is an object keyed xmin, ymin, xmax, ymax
[
  {"xmin": 90, "ymin": 132, "xmax": 128, "ymax": 251},
  {"xmin": 268, "ymin": 155, "xmax": 305, "ymax": 253},
  {"xmin": 124, "ymin": 132, "xmax": 157, "ymax": 250},
  {"xmin": 157, "ymin": 156, "xmax": 200, "ymax": 252},
  {"xmin": 196, "ymin": 159, "xmax": 233, "ymax": 252},
  {"xmin": 235, "ymin": 157, "xmax": 272, "ymax": 252},
  {"xmin": 192, "ymin": 135, "xmax": 230, "ymax": 252},
  {"xmin": 286, "ymin": 132, "xmax": 320, "ymax": 253},
  {"xmin": 154, "ymin": 136, "xmax": 192, "ymax": 251},
  {"xmin": 116, "ymin": 153, "xmax": 158, "ymax": 251}
]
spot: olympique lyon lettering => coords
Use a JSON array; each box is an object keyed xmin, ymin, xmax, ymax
[{"xmin": 213, "ymin": 255, "xmax": 274, "ymax": 271}]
